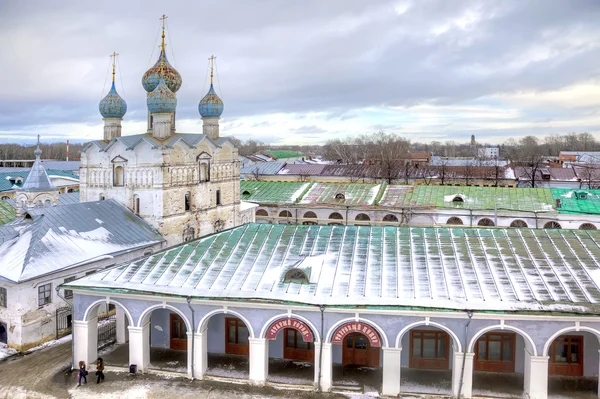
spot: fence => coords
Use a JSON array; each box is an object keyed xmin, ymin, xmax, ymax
[
  {"xmin": 98, "ymin": 315, "xmax": 116, "ymax": 348},
  {"xmin": 56, "ymin": 306, "xmax": 72, "ymax": 340}
]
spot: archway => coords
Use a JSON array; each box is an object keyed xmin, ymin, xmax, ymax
[
  {"xmin": 542, "ymin": 326, "xmax": 600, "ymax": 397},
  {"xmin": 468, "ymin": 324, "xmax": 537, "ymax": 398},
  {"xmin": 303, "ymin": 211, "xmax": 318, "ymax": 225},
  {"xmin": 79, "ymin": 299, "xmax": 135, "ymax": 370},
  {"xmin": 199, "ymin": 309, "xmax": 254, "ymax": 380},
  {"xmin": 261, "ymin": 315, "xmax": 320, "ymax": 386},
  {"xmin": 395, "ymin": 321, "xmax": 462, "ymax": 397},
  {"xmin": 327, "ymin": 319, "xmax": 386, "ymax": 390},
  {"xmin": 137, "ymin": 304, "xmax": 192, "ymax": 374}
]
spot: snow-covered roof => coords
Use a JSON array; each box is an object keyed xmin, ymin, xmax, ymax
[
  {"xmin": 65, "ymin": 223, "xmax": 600, "ymax": 315},
  {"xmin": 0, "ymin": 200, "xmax": 163, "ymax": 283}
]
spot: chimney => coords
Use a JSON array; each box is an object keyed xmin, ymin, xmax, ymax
[{"xmin": 555, "ymin": 199, "xmax": 562, "ymax": 208}]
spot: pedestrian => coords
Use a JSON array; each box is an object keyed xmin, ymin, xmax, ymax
[
  {"xmin": 96, "ymin": 357, "xmax": 105, "ymax": 384},
  {"xmin": 77, "ymin": 361, "xmax": 87, "ymax": 386}
]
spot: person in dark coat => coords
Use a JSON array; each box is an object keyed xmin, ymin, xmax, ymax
[
  {"xmin": 78, "ymin": 361, "xmax": 87, "ymax": 386},
  {"xmin": 96, "ymin": 357, "xmax": 105, "ymax": 384}
]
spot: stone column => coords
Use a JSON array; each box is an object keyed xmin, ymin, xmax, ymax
[
  {"xmin": 73, "ymin": 318, "xmax": 98, "ymax": 366},
  {"xmin": 249, "ymin": 338, "xmax": 268, "ymax": 385},
  {"xmin": 382, "ymin": 347, "xmax": 402, "ymax": 397},
  {"xmin": 115, "ymin": 307, "xmax": 128, "ymax": 344},
  {"xmin": 318, "ymin": 343, "xmax": 333, "ymax": 392},
  {"xmin": 128, "ymin": 323, "xmax": 150, "ymax": 372},
  {"xmin": 524, "ymin": 353, "xmax": 549, "ymax": 399},
  {"xmin": 194, "ymin": 330, "xmax": 208, "ymax": 379},
  {"xmin": 452, "ymin": 352, "xmax": 474, "ymax": 399}
]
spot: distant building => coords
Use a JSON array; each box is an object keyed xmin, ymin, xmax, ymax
[{"xmin": 478, "ymin": 146, "xmax": 500, "ymax": 158}]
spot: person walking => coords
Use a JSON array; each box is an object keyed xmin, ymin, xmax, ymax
[
  {"xmin": 96, "ymin": 357, "xmax": 105, "ymax": 384},
  {"xmin": 77, "ymin": 361, "xmax": 87, "ymax": 386}
]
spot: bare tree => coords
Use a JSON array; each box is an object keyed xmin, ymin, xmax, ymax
[{"xmin": 513, "ymin": 136, "xmax": 546, "ymax": 188}]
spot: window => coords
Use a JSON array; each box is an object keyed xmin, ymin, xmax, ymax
[
  {"xmin": 446, "ymin": 217, "xmax": 463, "ymax": 225},
  {"xmin": 225, "ymin": 317, "xmax": 249, "ymax": 355},
  {"xmin": 510, "ymin": 219, "xmax": 528, "ymax": 228},
  {"xmin": 334, "ymin": 193, "xmax": 345, "ymax": 200},
  {"xmin": 199, "ymin": 162, "xmax": 210, "ymax": 182},
  {"xmin": 477, "ymin": 218, "xmax": 495, "ymax": 227},
  {"xmin": 279, "ymin": 210, "xmax": 292, "ymax": 218},
  {"xmin": 134, "ymin": 196, "xmax": 140, "ymax": 215},
  {"xmin": 549, "ymin": 335, "xmax": 583, "ymax": 376},
  {"xmin": 184, "ymin": 192, "xmax": 191, "ymax": 211},
  {"xmin": 85, "ymin": 270, "xmax": 96, "ymax": 276},
  {"xmin": 216, "ymin": 189, "xmax": 221, "ymax": 206},
  {"xmin": 452, "ymin": 195, "xmax": 464, "ymax": 203},
  {"xmin": 544, "ymin": 221, "xmax": 562, "ymax": 229},
  {"xmin": 38, "ymin": 283, "xmax": 52, "ymax": 307},
  {"xmin": 410, "ymin": 330, "xmax": 450, "ymax": 370},
  {"xmin": 1, "ymin": 196, "xmax": 9, "ymax": 200},
  {"xmin": 242, "ymin": 190, "xmax": 251, "ymax": 198},
  {"xmin": 285, "ymin": 328, "xmax": 313, "ymax": 351},
  {"xmin": 256, "ymin": 209, "xmax": 268, "ymax": 217},
  {"xmin": 383, "ymin": 214, "xmax": 399, "ymax": 223},
  {"xmin": 284, "ymin": 269, "xmax": 309, "ymax": 283},
  {"xmin": 475, "ymin": 333, "xmax": 515, "ymax": 373},
  {"xmin": 63, "ymin": 276, "xmax": 76, "ymax": 299},
  {"xmin": 99, "ymin": 194, "xmax": 106, "ymax": 201},
  {"xmin": 355, "ymin": 213, "xmax": 370, "ymax": 222},
  {"xmin": 113, "ymin": 165, "xmax": 124, "ymax": 186},
  {"xmin": 329, "ymin": 212, "xmax": 343, "ymax": 220},
  {"xmin": 0, "ymin": 287, "xmax": 6, "ymax": 308},
  {"xmin": 303, "ymin": 211, "xmax": 317, "ymax": 225},
  {"xmin": 580, "ymin": 223, "xmax": 597, "ymax": 230}
]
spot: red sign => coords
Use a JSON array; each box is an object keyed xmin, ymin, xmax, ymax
[
  {"xmin": 331, "ymin": 322, "xmax": 381, "ymax": 347},
  {"xmin": 266, "ymin": 318, "xmax": 314, "ymax": 343}
]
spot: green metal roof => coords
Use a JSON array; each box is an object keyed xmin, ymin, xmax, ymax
[
  {"xmin": 263, "ymin": 150, "xmax": 304, "ymax": 159},
  {"xmin": 552, "ymin": 189, "xmax": 600, "ymax": 215},
  {"xmin": 0, "ymin": 201, "xmax": 15, "ymax": 226},
  {"xmin": 240, "ymin": 181, "xmax": 312, "ymax": 204},
  {"xmin": 66, "ymin": 223, "xmax": 600, "ymax": 314},
  {"xmin": 300, "ymin": 182, "xmax": 382, "ymax": 206}
]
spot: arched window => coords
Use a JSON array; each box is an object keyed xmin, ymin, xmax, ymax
[
  {"xmin": 216, "ymin": 189, "xmax": 221, "ymax": 206},
  {"xmin": 383, "ymin": 214, "xmax": 399, "ymax": 223},
  {"xmin": 446, "ymin": 217, "xmax": 463, "ymax": 225},
  {"xmin": 184, "ymin": 192, "xmax": 191, "ymax": 211},
  {"xmin": 329, "ymin": 212, "xmax": 343, "ymax": 220},
  {"xmin": 133, "ymin": 195, "xmax": 140, "ymax": 215},
  {"xmin": 284, "ymin": 269, "xmax": 309, "ymax": 283},
  {"xmin": 334, "ymin": 193, "xmax": 345, "ymax": 200},
  {"xmin": 579, "ymin": 223, "xmax": 597, "ymax": 230},
  {"xmin": 114, "ymin": 166, "xmax": 124, "ymax": 187},
  {"xmin": 242, "ymin": 190, "xmax": 251, "ymax": 198},
  {"xmin": 543, "ymin": 221, "xmax": 562, "ymax": 229},
  {"xmin": 355, "ymin": 213, "xmax": 370, "ymax": 221},
  {"xmin": 67, "ymin": 188, "xmax": 74, "ymax": 193},
  {"xmin": 510, "ymin": 219, "xmax": 527, "ymax": 228},
  {"xmin": 452, "ymin": 196, "xmax": 464, "ymax": 203},
  {"xmin": 199, "ymin": 161, "xmax": 210, "ymax": 182},
  {"xmin": 256, "ymin": 209, "xmax": 268, "ymax": 217},
  {"xmin": 279, "ymin": 210, "xmax": 292, "ymax": 218},
  {"xmin": 303, "ymin": 211, "xmax": 318, "ymax": 225},
  {"xmin": 477, "ymin": 218, "xmax": 495, "ymax": 227},
  {"xmin": 0, "ymin": 196, "xmax": 9, "ymax": 200}
]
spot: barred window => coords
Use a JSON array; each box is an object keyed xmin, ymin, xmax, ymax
[
  {"xmin": 0, "ymin": 287, "xmax": 6, "ymax": 308},
  {"xmin": 38, "ymin": 283, "xmax": 52, "ymax": 307}
]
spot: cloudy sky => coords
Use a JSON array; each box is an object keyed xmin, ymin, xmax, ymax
[{"xmin": 1, "ymin": 0, "xmax": 600, "ymax": 145}]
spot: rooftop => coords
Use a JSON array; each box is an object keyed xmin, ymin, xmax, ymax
[
  {"xmin": 240, "ymin": 181, "xmax": 312, "ymax": 204},
  {"xmin": 66, "ymin": 223, "xmax": 600, "ymax": 315},
  {"xmin": 552, "ymin": 189, "xmax": 600, "ymax": 215},
  {"xmin": 299, "ymin": 182, "xmax": 383, "ymax": 206}
]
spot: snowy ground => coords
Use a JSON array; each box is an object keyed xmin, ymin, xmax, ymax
[{"xmin": 0, "ymin": 342, "xmax": 17, "ymax": 360}]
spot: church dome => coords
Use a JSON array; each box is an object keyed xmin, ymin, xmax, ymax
[
  {"xmin": 147, "ymin": 77, "xmax": 177, "ymax": 114},
  {"xmin": 198, "ymin": 84, "xmax": 224, "ymax": 118},
  {"xmin": 99, "ymin": 82, "xmax": 127, "ymax": 119},
  {"xmin": 142, "ymin": 50, "xmax": 182, "ymax": 93}
]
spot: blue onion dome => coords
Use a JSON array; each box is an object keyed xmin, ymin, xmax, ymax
[
  {"xmin": 99, "ymin": 82, "xmax": 127, "ymax": 118},
  {"xmin": 147, "ymin": 77, "xmax": 177, "ymax": 114},
  {"xmin": 198, "ymin": 84, "xmax": 224, "ymax": 117},
  {"xmin": 142, "ymin": 50, "xmax": 182, "ymax": 93}
]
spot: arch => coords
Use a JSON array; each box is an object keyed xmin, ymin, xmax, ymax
[
  {"xmin": 467, "ymin": 324, "xmax": 537, "ymax": 356},
  {"xmin": 279, "ymin": 210, "xmax": 292, "ymax": 218},
  {"xmin": 259, "ymin": 313, "xmax": 321, "ymax": 343},
  {"xmin": 83, "ymin": 299, "xmax": 134, "ymax": 327},
  {"xmin": 198, "ymin": 308, "xmax": 255, "ymax": 337},
  {"xmin": 241, "ymin": 190, "xmax": 251, "ymax": 197},
  {"xmin": 329, "ymin": 212, "xmax": 343, "ymax": 220},
  {"xmin": 334, "ymin": 193, "xmax": 345, "ymax": 200},
  {"xmin": 477, "ymin": 218, "xmax": 495, "ymax": 227},
  {"xmin": 510, "ymin": 219, "xmax": 528, "ymax": 228},
  {"xmin": 395, "ymin": 320, "xmax": 462, "ymax": 352},
  {"xmin": 138, "ymin": 303, "xmax": 192, "ymax": 333},
  {"xmin": 325, "ymin": 317, "xmax": 389, "ymax": 348},
  {"xmin": 543, "ymin": 221, "xmax": 562, "ymax": 229},
  {"xmin": 303, "ymin": 211, "xmax": 317, "ymax": 219},
  {"xmin": 355, "ymin": 213, "xmax": 370, "ymax": 221},
  {"xmin": 542, "ymin": 326, "xmax": 600, "ymax": 357},
  {"xmin": 114, "ymin": 165, "xmax": 124, "ymax": 186},
  {"xmin": 580, "ymin": 223, "xmax": 597, "ymax": 230},
  {"xmin": 383, "ymin": 214, "xmax": 399, "ymax": 223},
  {"xmin": 446, "ymin": 216, "xmax": 463, "ymax": 225},
  {"xmin": 284, "ymin": 269, "xmax": 309, "ymax": 283},
  {"xmin": 256, "ymin": 209, "xmax": 268, "ymax": 217},
  {"xmin": 452, "ymin": 195, "xmax": 464, "ymax": 203}
]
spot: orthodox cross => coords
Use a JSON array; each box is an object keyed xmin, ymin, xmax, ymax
[
  {"xmin": 110, "ymin": 52, "xmax": 119, "ymax": 83},
  {"xmin": 209, "ymin": 55, "xmax": 216, "ymax": 85},
  {"xmin": 160, "ymin": 14, "xmax": 168, "ymax": 52}
]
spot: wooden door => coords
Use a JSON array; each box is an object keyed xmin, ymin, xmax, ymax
[
  {"xmin": 549, "ymin": 335, "xmax": 583, "ymax": 376},
  {"xmin": 410, "ymin": 330, "xmax": 450, "ymax": 370},
  {"xmin": 225, "ymin": 317, "xmax": 249, "ymax": 356},
  {"xmin": 283, "ymin": 328, "xmax": 314, "ymax": 361},
  {"xmin": 170, "ymin": 313, "xmax": 187, "ymax": 350},
  {"xmin": 342, "ymin": 333, "xmax": 379, "ymax": 367},
  {"xmin": 474, "ymin": 333, "xmax": 516, "ymax": 373}
]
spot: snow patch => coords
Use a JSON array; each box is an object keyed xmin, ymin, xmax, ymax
[
  {"xmin": 0, "ymin": 342, "xmax": 18, "ymax": 360},
  {"xmin": 291, "ymin": 183, "xmax": 310, "ymax": 202},
  {"xmin": 154, "ymin": 325, "xmax": 163, "ymax": 332},
  {"xmin": 95, "ymin": 218, "xmax": 104, "ymax": 224}
]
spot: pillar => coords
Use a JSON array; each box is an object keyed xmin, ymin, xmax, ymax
[
  {"xmin": 73, "ymin": 318, "xmax": 98, "ymax": 367},
  {"xmin": 318, "ymin": 342, "xmax": 333, "ymax": 392},
  {"xmin": 452, "ymin": 352, "xmax": 474, "ymax": 399},
  {"xmin": 249, "ymin": 338, "xmax": 268, "ymax": 385},
  {"xmin": 194, "ymin": 330, "xmax": 208, "ymax": 379},
  {"xmin": 382, "ymin": 347, "xmax": 402, "ymax": 397},
  {"xmin": 524, "ymin": 353, "xmax": 549, "ymax": 399},
  {"xmin": 115, "ymin": 307, "xmax": 128, "ymax": 344},
  {"xmin": 128, "ymin": 323, "xmax": 150, "ymax": 372}
]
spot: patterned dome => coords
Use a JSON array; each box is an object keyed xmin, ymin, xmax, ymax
[
  {"xmin": 198, "ymin": 84, "xmax": 224, "ymax": 117},
  {"xmin": 147, "ymin": 77, "xmax": 177, "ymax": 114},
  {"xmin": 99, "ymin": 82, "xmax": 127, "ymax": 119},
  {"xmin": 142, "ymin": 50, "xmax": 182, "ymax": 93}
]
